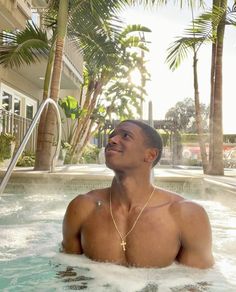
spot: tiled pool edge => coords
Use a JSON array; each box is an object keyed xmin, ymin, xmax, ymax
[
  {"xmin": 1, "ymin": 171, "xmax": 204, "ymax": 196},
  {"xmin": 1, "ymin": 168, "xmax": 236, "ymax": 198}
]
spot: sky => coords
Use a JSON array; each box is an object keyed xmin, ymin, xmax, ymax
[{"xmin": 120, "ymin": 1, "xmax": 236, "ymax": 134}]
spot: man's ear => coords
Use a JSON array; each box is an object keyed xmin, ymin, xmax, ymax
[{"xmin": 144, "ymin": 148, "xmax": 159, "ymax": 164}]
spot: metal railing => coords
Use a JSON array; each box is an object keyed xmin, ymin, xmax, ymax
[
  {"xmin": 0, "ymin": 98, "xmax": 62, "ymax": 195},
  {"xmin": 0, "ymin": 109, "xmax": 38, "ymax": 152}
]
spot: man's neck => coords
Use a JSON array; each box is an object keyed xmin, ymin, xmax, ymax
[{"xmin": 111, "ymin": 171, "xmax": 154, "ymax": 208}]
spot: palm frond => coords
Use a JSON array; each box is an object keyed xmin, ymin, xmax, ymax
[
  {"xmin": 188, "ymin": 6, "xmax": 226, "ymax": 41},
  {"xmin": 0, "ymin": 21, "xmax": 49, "ymax": 68},
  {"xmin": 225, "ymin": 5, "xmax": 236, "ymax": 26},
  {"xmin": 120, "ymin": 24, "xmax": 151, "ymax": 38},
  {"xmin": 166, "ymin": 5, "xmax": 226, "ymax": 71},
  {"xmin": 166, "ymin": 38, "xmax": 193, "ymax": 70},
  {"xmin": 129, "ymin": 0, "xmax": 205, "ymax": 9},
  {"xmin": 120, "ymin": 36, "xmax": 148, "ymax": 50}
]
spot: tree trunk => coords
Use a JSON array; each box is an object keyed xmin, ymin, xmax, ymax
[
  {"xmin": 34, "ymin": 0, "xmax": 69, "ymax": 170},
  {"xmin": 193, "ymin": 54, "xmax": 208, "ymax": 173},
  {"xmin": 73, "ymin": 119, "xmax": 95, "ymax": 163},
  {"xmin": 34, "ymin": 43, "xmax": 55, "ymax": 169},
  {"xmin": 69, "ymin": 79, "xmax": 104, "ymax": 163},
  {"xmin": 208, "ymin": 42, "xmax": 216, "ymax": 168},
  {"xmin": 207, "ymin": 0, "xmax": 227, "ymax": 175}
]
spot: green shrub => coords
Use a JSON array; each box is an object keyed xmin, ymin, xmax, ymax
[
  {"xmin": 182, "ymin": 158, "xmax": 202, "ymax": 166},
  {"xmin": 79, "ymin": 144, "xmax": 99, "ymax": 164},
  {"xmin": 0, "ymin": 133, "xmax": 15, "ymax": 162},
  {"xmin": 160, "ymin": 133, "xmax": 170, "ymax": 147},
  {"xmin": 16, "ymin": 151, "xmax": 35, "ymax": 167},
  {"xmin": 181, "ymin": 133, "xmax": 209, "ymax": 143},
  {"xmin": 224, "ymin": 134, "xmax": 236, "ymax": 143},
  {"xmin": 61, "ymin": 141, "xmax": 72, "ymax": 151}
]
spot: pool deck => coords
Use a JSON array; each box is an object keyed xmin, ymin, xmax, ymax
[{"xmin": 1, "ymin": 164, "xmax": 236, "ymax": 190}]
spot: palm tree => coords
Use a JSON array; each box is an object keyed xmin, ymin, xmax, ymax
[
  {"xmin": 1, "ymin": 0, "xmax": 143, "ymax": 169},
  {"xmin": 207, "ymin": 0, "xmax": 228, "ymax": 175},
  {"xmin": 67, "ymin": 24, "xmax": 151, "ymax": 163},
  {"xmin": 35, "ymin": 0, "xmax": 232, "ymax": 174},
  {"xmin": 166, "ymin": 7, "xmax": 224, "ymax": 173},
  {"xmin": 0, "ymin": 0, "xmax": 209, "ymax": 170},
  {"xmin": 33, "ymin": 0, "xmax": 70, "ymax": 169},
  {"xmin": 34, "ymin": 0, "xmax": 138, "ymax": 170},
  {"xmin": 0, "ymin": 1, "xmax": 70, "ymax": 170},
  {"xmin": 202, "ymin": 0, "xmax": 236, "ymax": 175},
  {"xmin": 166, "ymin": 2, "xmax": 236, "ymax": 175},
  {"xmin": 0, "ymin": 22, "xmax": 49, "ymax": 67},
  {"xmin": 35, "ymin": 0, "xmax": 205, "ymax": 169}
]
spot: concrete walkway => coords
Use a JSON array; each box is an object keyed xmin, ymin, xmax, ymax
[
  {"xmin": 59, "ymin": 164, "xmax": 236, "ymax": 182},
  {"xmin": 1, "ymin": 164, "xmax": 236, "ymax": 195},
  {"xmin": 2, "ymin": 163, "xmax": 235, "ymax": 187}
]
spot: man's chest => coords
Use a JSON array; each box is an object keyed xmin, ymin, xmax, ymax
[{"xmin": 80, "ymin": 209, "xmax": 180, "ymax": 267}]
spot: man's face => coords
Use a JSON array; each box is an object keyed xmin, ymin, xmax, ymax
[{"xmin": 105, "ymin": 122, "xmax": 149, "ymax": 171}]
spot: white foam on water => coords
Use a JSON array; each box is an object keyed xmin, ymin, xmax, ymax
[
  {"xmin": 53, "ymin": 253, "xmax": 235, "ymax": 291},
  {"xmin": 0, "ymin": 191, "xmax": 235, "ymax": 291}
]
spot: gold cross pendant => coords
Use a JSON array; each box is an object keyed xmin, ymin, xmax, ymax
[{"xmin": 121, "ymin": 240, "xmax": 126, "ymax": 251}]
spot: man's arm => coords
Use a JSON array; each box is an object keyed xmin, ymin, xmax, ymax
[
  {"xmin": 175, "ymin": 200, "xmax": 214, "ymax": 269},
  {"xmin": 62, "ymin": 195, "xmax": 89, "ymax": 254}
]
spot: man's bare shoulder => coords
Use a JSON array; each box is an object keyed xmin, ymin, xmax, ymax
[
  {"xmin": 157, "ymin": 187, "xmax": 207, "ymax": 219},
  {"xmin": 65, "ymin": 188, "xmax": 109, "ymax": 218},
  {"xmin": 156, "ymin": 187, "xmax": 184, "ymax": 205},
  {"xmin": 170, "ymin": 196, "xmax": 207, "ymax": 218},
  {"xmin": 165, "ymin": 191, "xmax": 210, "ymax": 232},
  {"xmin": 163, "ymin": 191, "xmax": 214, "ymax": 268}
]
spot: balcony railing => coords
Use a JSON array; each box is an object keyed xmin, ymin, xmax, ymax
[{"xmin": 0, "ymin": 108, "xmax": 37, "ymax": 152}]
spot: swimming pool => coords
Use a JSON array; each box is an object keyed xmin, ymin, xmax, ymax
[{"xmin": 0, "ymin": 182, "xmax": 235, "ymax": 291}]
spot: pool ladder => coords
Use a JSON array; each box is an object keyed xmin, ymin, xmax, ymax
[{"xmin": 0, "ymin": 98, "xmax": 62, "ymax": 195}]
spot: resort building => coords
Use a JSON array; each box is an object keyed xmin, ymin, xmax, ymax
[{"xmin": 0, "ymin": 0, "xmax": 83, "ymax": 150}]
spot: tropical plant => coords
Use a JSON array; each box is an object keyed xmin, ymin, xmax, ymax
[
  {"xmin": 32, "ymin": 0, "xmax": 69, "ymax": 169},
  {"xmin": 102, "ymin": 50, "xmax": 150, "ymax": 120},
  {"xmin": 0, "ymin": 133, "xmax": 16, "ymax": 162},
  {"xmin": 61, "ymin": 141, "xmax": 72, "ymax": 150},
  {"xmin": 58, "ymin": 95, "xmax": 83, "ymax": 147},
  {"xmin": 0, "ymin": 0, "xmax": 131, "ymax": 169},
  {"xmin": 205, "ymin": 1, "xmax": 236, "ymax": 174},
  {"xmin": 0, "ymin": 0, "xmax": 206, "ymax": 169},
  {"xmin": 0, "ymin": 22, "xmax": 49, "ymax": 67},
  {"xmin": 166, "ymin": 7, "xmax": 218, "ymax": 172},
  {"xmin": 79, "ymin": 143, "xmax": 100, "ymax": 164},
  {"xmin": 207, "ymin": 0, "xmax": 228, "ymax": 175},
  {"xmin": 52, "ymin": 1, "xmax": 209, "ymax": 164},
  {"xmin": 67, "ymin": 24, "xmax": 151, "ymax": 163},
  {"xmin": 166, "ymin": 2, "xmax": 236, "ymax": 174},
  {"xmin": 35, "ymin": 0, "xmax": 142, "ymax": 169},
  {"xmin": 16, "ymin": 151, "xmax": 35, "ymax": 167},
  {"xmin": 59, "ymin": 95, "xmax": 82, "ymax": 120}
]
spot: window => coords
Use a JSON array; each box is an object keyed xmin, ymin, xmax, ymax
[
  {"xmin": 1, "ymin": 84, "xmax": 37, "ymax": 119},
  {"xmin": 14, "ymin": 97, "xmax": 21, "ymax": 115},
  {"xmin": 26, "ymin": 104, "xmax": 33, "ymax": 119},
  {"xmin": 31, "ymin": 10, "xmax": 41, "ymax": 27},
  {"xmin": 2, "ymin": 91, "xmax": 12, "ymax": 111}
]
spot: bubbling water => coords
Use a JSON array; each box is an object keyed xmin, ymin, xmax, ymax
[{"xmin": 0, "ymin": 190, "xmax": 235, "ymax": 291}]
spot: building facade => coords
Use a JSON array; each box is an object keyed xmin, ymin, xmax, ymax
[{"xmin": 0, "ymin": 0, "xmax": 83, "ymax": 151}]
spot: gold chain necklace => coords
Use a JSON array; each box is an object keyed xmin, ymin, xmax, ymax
[{"xmin": 109, "ymin": 187, "xmax": 155, "ymax": 252}]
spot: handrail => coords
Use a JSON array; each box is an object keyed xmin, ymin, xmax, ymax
[{"xmin": 0, "ymin": 98, "xmax": 62, "ymax": 195}]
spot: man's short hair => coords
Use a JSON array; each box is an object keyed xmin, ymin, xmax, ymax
[{"xmin": 121, "ymin": 120, "xmax": 163, "ymax": 167}]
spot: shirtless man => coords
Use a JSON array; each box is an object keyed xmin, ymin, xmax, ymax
[{"xmin": 62, "ymin": 120, "xmax": 214, "ymax": 269}]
